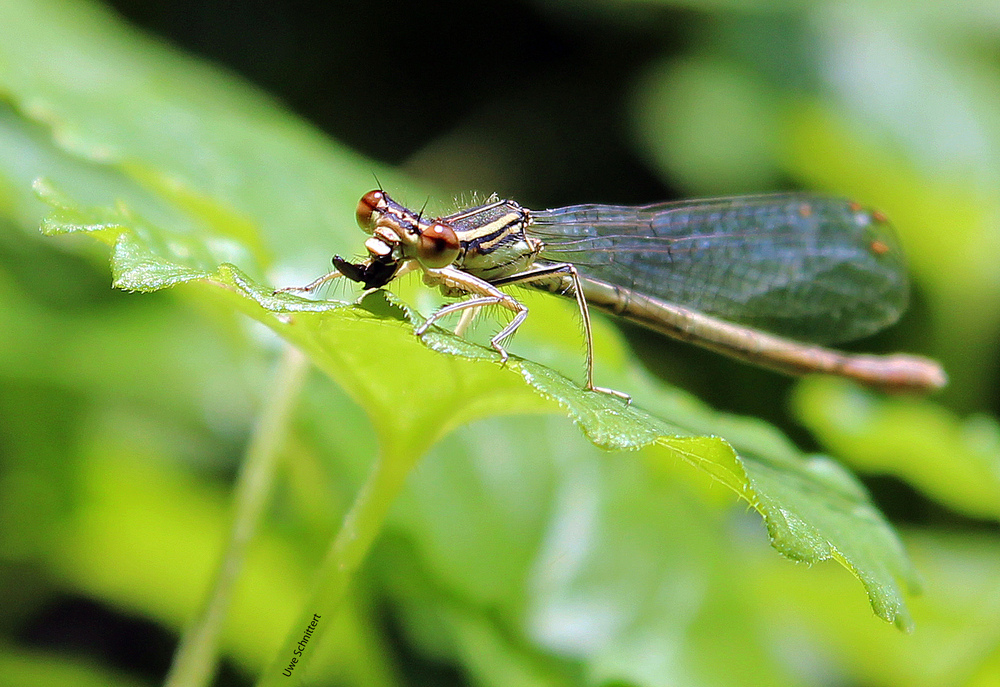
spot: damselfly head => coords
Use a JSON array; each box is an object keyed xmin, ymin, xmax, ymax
[{"xmin": 356, "ymin": 189, "xmax": 461, "ymax": 270}]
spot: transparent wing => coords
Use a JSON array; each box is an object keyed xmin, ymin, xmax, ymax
[{"xmin": 530, "ymin": 194, "xmax": 908, "ymax": 344}]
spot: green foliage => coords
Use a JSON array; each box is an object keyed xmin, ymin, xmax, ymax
[
  {"xmin": 793, "ymin": 378, "xmax": 1000, "ymax": 521},
  {"xmin": 0, "ymin": 1, "xmax": 997, "ymax": 687}
]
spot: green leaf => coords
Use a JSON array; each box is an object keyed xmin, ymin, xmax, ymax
[
  {"xmin": 36, "ymin": 181, "xmax": 917, "ymax": 631},
  {"xmin": 746, "ymin": 529, "xmax": 1000, "ymax": 687},
  {"xmin": 793, "ymin": 377, "xmax": 1000, "ymax": 521},
  {"xmin": 630, "ymin": 376, "xmax": 920, "ymax": 630},
  {"xmin": 32, "ymin": 135, "xmax": 918, "ymax": 630},
  {"xmin": 385, "ymin": 416, "xmax": 803, "ymax": 686},
  {"xmin": 0, "ymin": 0, "xmax": 922, "ymax": 663}
]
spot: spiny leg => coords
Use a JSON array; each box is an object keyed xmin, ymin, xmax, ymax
[
  {"xmin": 488, "ymin": 306, "xmax": 529, "ymax": 365},
  {"xmin": 415, "ymin": 296, "xmax": 502, "ymax": 336},
  {"xmin": 493, "ymin": 263, "xmax": 629, "ymax": 402},
  {"xmin": 416, "ymin": 265, "xmax": 532, "ymax": 367},
  {"xmin": 273, "ymin": 269, "xmax": 342, "ymax": 295},
  {"xmin": 415, "ymin": 295, "xmax": 523, "ymax": 365}
]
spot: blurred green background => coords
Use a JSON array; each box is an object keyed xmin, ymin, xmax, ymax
[{"xmin": 1, "ymin": 0, "xmax": 999, "ymax": 686}]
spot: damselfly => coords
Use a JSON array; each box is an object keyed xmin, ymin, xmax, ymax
[{"xmin": 277, "ymin": 189, "xmax": 946, "ymax": 397}]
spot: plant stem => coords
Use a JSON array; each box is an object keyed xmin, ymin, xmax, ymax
[
  {"xmin": 255, "ymin": 433, "xmax": 418, "ymax": 687},
  {"xmin": 164, "ymin": 344, "xmax": 308, "ymax": 687}
]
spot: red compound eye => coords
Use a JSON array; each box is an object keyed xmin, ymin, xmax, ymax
[
  {"xmin": 416, "ymin": 222, "xmax": 460, "ymax": 268},
  {"xmin": 356, "ymin": 190, "xmax": 386, "ymax": 229}
]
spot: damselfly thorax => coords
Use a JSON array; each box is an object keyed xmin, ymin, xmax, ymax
[{"xmin": 275, "ymin": 189, "xmax": 947, "ymax": 398}]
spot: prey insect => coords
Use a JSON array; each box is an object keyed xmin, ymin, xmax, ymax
[{"xmin": 276, "ymin": 189, "xmax": 946, "ymax": 397}]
